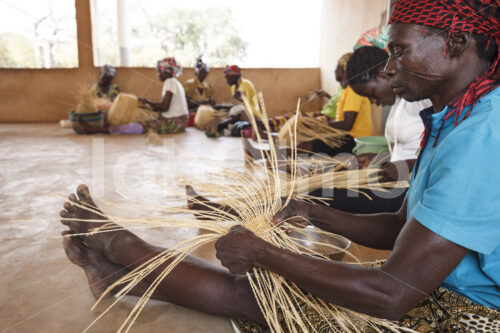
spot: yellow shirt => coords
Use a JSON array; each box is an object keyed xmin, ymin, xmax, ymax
[
  {"xmin": 336, "ymin": 85, "xmax": 372, "ymax": 138},
  {"xmin": 184, "ymin": 77, "xmax": 214, "ymax": 109},
  {"xmin": 231, "ymin": 78, "xmax": 258, "ymax": 116}
]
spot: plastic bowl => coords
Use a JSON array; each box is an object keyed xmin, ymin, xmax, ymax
[
  {"xmin": 353, "ymin": 136, "xmax": 389, "ymax": 155},
  {"xmin": 288, "ymin": 226, "xmax": 351, "ymax": 261}
]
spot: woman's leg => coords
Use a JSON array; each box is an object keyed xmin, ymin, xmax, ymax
[
  {"xmin": 186, "ymin": 185, "xmax": 239, "ymax": 218},
  {"xmin": 60, "ymin": 185, "xmax": 265, "ymax": 325}
]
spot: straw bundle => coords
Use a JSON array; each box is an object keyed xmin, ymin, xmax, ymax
[
  {"xmin": 64, "ymin": 93, "xmax": 414, "ymax": 333},
  {"xmin": 75, "ymin": 86, "xmax": 97, "ymax": 114},
  {"xmin": 194, "ymin": 105, "xmax": 226, "ymax": 131},
  {"xmin": 107, "ymin": 93, "xmax": 139, "ymax": 126},
  {"xmin": 278, "ymin": 114, "xmax": 348, "ymax": 149},
  {"xmin": 132, "ymin": 107, "xmax": 158, "ymax": 123}
]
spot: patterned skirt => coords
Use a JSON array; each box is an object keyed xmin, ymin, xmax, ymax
[
  {"xmin": 141, "ymin": 115, "xmax": 188, "ymax": 134},
  {"xmin": 232, "ymin": 287, "xmax": 500, "ymax": 333}
]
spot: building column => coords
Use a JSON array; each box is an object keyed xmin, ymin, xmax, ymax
[{"xmin": 117, "ymin": 0, "xmax": 131, "ymax": 66}]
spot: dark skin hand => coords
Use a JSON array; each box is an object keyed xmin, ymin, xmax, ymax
[
  {"xmin": 379, "ymin": 159, "xmax": 416, "ymax": 182},
  {"xmin": 216, "ymin": 219, "xmax": 467, "ymax": 320},
  {"xmin": 216, "ymin": 23, "xmax": 490, "ymax": 321},
  {"xmin": 328, "ymin": 111, "xmax": 357, "ymax": 131}
]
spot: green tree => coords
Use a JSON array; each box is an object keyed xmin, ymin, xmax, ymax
[
  {"xmin": 0, "ymin": 33, "xmax": 36, "ymax": 68},
  {"xmin": 131, "ymin": 7, "xmax": 247, "ymax": 67}
]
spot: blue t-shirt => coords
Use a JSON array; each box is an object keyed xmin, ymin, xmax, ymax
[{"xmin": 407, "ymin": 87, "xmax": 500, "ymax": 309}]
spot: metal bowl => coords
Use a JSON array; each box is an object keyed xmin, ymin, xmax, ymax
[{"xmin": 288, "ymin": 226, "xmax": 351, "ymax": 261}]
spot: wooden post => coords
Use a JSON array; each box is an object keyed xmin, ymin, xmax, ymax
[{"xmin": 75, "ymin": 0, "xmax": 94, "ymax": 68}]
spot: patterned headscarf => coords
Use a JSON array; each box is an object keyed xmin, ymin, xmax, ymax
[
  {"xmin": 354, "ymin": 26, "xmax": 389, "ymax": 52},
  {"xmin": 101, "ymin": 64, "xmax": 116, "ymax": 77},
  {"xmin": 389, "ymin": 0, "xmax": 500, "ymax": 146},
  {"xmin": 157, "ymin": 57, "xmax": 182, "ymax": 77},
  {"xmin": 337, "ymin": 53, "xmax": 352, "ymax": 71},
  {"xmin": 195, "ymin": 56, "xmax": 209, "ymax": 73},
  {"xmin": 224, "ymin": 65, "xmax": 242, "ymax": 77}
]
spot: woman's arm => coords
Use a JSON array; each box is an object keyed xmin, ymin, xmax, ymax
[
  {"xmin": 328, "ymin": 111, "xmax": 357, "ymax": 131},
  {"xmin": 216, "ymin": 218, "xmax": 468, "ymax": 320},
  {"xmin": 143, "ymin": 91, "xmax": 173, "ymax": 112},
  {"xmin": 275, "ymin": 198, "xmax": 407, "ymax": 250}
]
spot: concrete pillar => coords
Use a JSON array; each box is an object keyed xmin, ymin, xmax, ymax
[
  {"xmin": 89, "ymin": 0, "xmax": 101, "ymax": 66},
  {"xmin": 117, "ymin": 0, "xmax": 131, "ymax": 66}
]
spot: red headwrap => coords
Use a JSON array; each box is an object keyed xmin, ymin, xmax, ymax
[
  {"xmin": 390, "ymin": 0, "xmax": 500, "ymax": 146},
  {"xmin": 224, "ymin": 65, "xmax": 242, "ymax": 77},
  {"xmin": 158, "ymin": 57, "xmax": 182, "ymax": 77}
]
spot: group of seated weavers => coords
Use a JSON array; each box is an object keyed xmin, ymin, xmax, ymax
[
  {"xmin": 60, "ymin": 0, "xmax": 499, "ymax": 332},
  {"xmin": 75, "ymin": 55, "xmax": 259, "ymax": 138}
]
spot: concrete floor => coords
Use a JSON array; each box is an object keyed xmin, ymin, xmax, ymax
[{"xmin": 0, "ymin": 124, "xmax": 390, "ymax": 333}]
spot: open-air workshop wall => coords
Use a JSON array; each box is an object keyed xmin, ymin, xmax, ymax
[
  {"xmin": 320, "ymin": 0, "xmax": 389, "ymax": 134},
  {"xmin": 0, "ymin": 0, "xmax": 389, "ymax": 125}
]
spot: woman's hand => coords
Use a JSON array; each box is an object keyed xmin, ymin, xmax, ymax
[
  {"xmin": 138, "ymin": 98, "xmax": 152, "ymax": 105},
  {"xmin": 215, "ymin": 225, "xmax": 267, "ymax": 274},
  {"xmin": 272, "ymin": 199, "xmax": 311, "ymax": 229},
  {"xmin": 315, "ymin": 90, "xmax": 331, "ymax": 99},
  {"xmin": 345, "ymin": 153, "xmax": 377, "ymax": 170},
  {"xmin": 233, "ymin": 91, "xmax": 242, "ymax": 102}
]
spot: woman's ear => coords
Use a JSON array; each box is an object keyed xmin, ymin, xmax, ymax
[{"xmin": 446, "ymin": 31, "xmax": 472, "ymax": 57}]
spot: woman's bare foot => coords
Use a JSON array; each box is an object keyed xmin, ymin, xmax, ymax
[
  {"xmin": 59, "ymin": 184, "xmax": 141, "ymax": 266},
  {"xmin": 62, "ymin": 231, "xmax": 129, "ymax": 299},
  {"xmin": 59, "ymin": 185, "xmax": 117, "ymax": 253},
  {"xmin": 62, "ymin": 231, "xmax": 157, "ymax": 299}
]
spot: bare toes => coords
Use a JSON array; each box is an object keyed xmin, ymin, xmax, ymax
[
  {"xmin": 64, "ymin": 202, "xmax": 75, "ymax": 213},
  {"xmin": 69, "ymin": 193, "xmax": 77, "ymax": 203},
  {"xmin": 77, "ymin": 184, "xmax": 96, "ymax": 206}
]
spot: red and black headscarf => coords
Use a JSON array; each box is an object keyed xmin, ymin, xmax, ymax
[
  {"xmin": 389, "ymin": 0, "xmax": 500, "ymax": 146},
  {"xmin": 224, "ymin": 65, "xmax": 242, "ymax": 77}
]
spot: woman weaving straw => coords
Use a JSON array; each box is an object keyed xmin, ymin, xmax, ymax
[
  {"xmin": 138, "ymin": 57, "xmax": 189, "ymax": 134},
  {"xmin": 92, "ymin": 65, "xmax": 120, "ymax": 102},
  {"xmin": 205, "ymin": 65, "xmax": 257, "ymax": 137},
  {"xmin": 184, "ymin": 56, "xmax": 215, "ymax": 112},
  {"xmin": 78, "ymin": 58, "xmax": 189, "ymax": 135},
  {"xmin": 60, "ymin": 0, "xmax": 500, "ymax": 331},
  {"xmin": 243, "ymin": 52, "xmax": 371, "ymax": 160},
  {"xmin": 304, "ymin": 46, "xmax": 433, "ymax": 214}
]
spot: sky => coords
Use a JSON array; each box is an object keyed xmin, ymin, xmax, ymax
[{"xmin": 0, "ymin": 0, "xmax": 322, "ymax": 68}]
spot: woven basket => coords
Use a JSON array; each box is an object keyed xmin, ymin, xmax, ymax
[
  {"xmin": 107, "ymin": 93, "xmax": 138, "ymax": 126},
  {"xmin": 69, "ymin": 110, "xmax": 104, "ymax": 134}
]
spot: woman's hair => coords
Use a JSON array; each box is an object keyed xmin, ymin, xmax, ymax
[{"xmin": 346, "ymin": 46, "xmax": 388, "ymax": 86}]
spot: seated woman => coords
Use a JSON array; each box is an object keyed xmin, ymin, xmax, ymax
[
  {"xmin": 60, "ymin": 1, "xmax": 500, "ymax": 332},
  {"xmin": 305, "ymin": 46, "xmax": 433, "ymax": 214},
  {"xmin": 345, "ymin": 46, "xmax": 431, "ymax": 179},
  {"xmin": 244, "ymin": 53, "xmax": 370, "ymax": 159},
  {"xmin": 206, "ymin": 65, "xmax": 257, "ymax": 137},
  {"xmin": 184, "ymin": 56, "xmax": 215, "ymax": 112},
  {"xmin": 139, "ymin": 57, "xmax": 189, "ymax": 134},
  {"xmin": 315, "ymin": 52, "xmax": 352, "ymax": 121},
  {"xmin": 92, "ymin": 64, "xmax": 120, "ymax": 102},
  {"xmin": 78, "ymin": 58, "xmax": 189, "ymax": 135}
]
